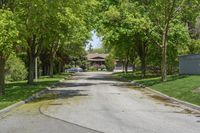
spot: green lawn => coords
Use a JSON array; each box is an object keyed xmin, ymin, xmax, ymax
[
  {"xmin": 113, "ymin": 72, "xmax": 200, "ymax": 106},
  {"xmin": 0, "ymin": 73, "xmax": 71, "ymax": 110}
]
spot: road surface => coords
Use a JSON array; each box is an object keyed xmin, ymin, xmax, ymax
[{"xmin": 0, "ymin": 72, "xmax": 199, "ymax": 133}]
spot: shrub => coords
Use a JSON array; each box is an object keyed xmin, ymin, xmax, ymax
[
  {"xmin": 105, "ymin": 55, "xmax": 115, "ymax": 71},
  {"xmin": 89, "ymin": 66, "xmax": 97, "ymax": 71},
  {"xmin": 6, "ymin": 55, "xmax": 28, "ymax": 81},
  {"xmin": 100, "ymin": 64, "xmax": 106, "ymax": 70}
]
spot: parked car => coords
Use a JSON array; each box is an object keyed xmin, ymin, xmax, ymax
[{"xmin": 66, "ymin": 68, "xmax": 83, "ymax": 73}]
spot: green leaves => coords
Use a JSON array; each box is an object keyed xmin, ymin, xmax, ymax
[{"xmin": 0, "ymin": 9, "xmax": 18, "ymax": 58}]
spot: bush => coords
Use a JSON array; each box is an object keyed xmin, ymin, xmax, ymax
[
  {"xmin": 100, "ymin": 64, "xmax": 106, "ymax": 71},
  {"xmin": 105, "ymin": 55, "xmax": 115, "ymax": 71},
  {"xmin": 89, "ymin": 66, "xmax": 97, "ymax": 71},
  {"xmin": 6, "ymin": 55, "xmax": 28, "ymax": 81}
]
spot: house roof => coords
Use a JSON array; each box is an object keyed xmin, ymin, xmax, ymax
[{"xmin": 87, "ymin": 53, "xmax": 109, "ymax": 61}]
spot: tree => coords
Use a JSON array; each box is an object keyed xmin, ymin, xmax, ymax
[
  {"xmin": 42, "ymin": 0, "xmax": 96, "ymax": 77},
  {"xmin": 0, "ymin": 9, "xmax": 18, "ymax": 95},
  {"xmin": 148, "ymin": 0, "xmax": 199, "ymax": 81},
  {"xmin": 13, "ymin": 0, "xmax": 49, "ymax": 84},
  {"xmin": 97, "ymin": 0, "xmax": 151, "ymax": 76},
  {"xmin": 105, "ymin": 55, "xmax": 115, "ymax": 71}
]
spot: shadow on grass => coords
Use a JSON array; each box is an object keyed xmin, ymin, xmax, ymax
[
  {"xmin": 113, "ymin": 72, "xmax": 189, "ymax": 86},
  {"xmin": 0, "ymin": 74, "xmax": 69, "ymax": 109},
  {"xmin": 138, "ymin": 75, "xmax": 188, "ymax": 86}
]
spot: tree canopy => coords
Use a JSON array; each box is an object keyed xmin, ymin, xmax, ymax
[{"xmin": 0, "ymin": 0, "xmax": 200, "ymax": 96}]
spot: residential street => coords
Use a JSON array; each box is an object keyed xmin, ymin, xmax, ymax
[{"xmin": 0, "ymin": 72, "xmax": 199, "ymax": 133}]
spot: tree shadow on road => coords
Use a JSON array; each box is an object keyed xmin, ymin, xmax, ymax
[
  {"xmin": 53, "ymin": 82, "xmax": 96, "ymax": 88},
  {"xmin": 31, "ymin": 89, "xmax": 88, "ymax": 103}
]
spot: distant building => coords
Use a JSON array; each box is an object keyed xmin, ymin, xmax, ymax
[
  {"xmin": 179, "ymin": 54, "xmax": 200, "ymax": 75},
  {"xmin": 87, "ymin": 53, "xmax": 124, "ymax": 70},
  {"xmin": 87, "ymin": 53, "xmax": 108, "ymax": 66}
]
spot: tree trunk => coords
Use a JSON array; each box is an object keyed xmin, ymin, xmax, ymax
[
  {"xmin": 122, "ymin": 61, "xmax": 125, "ymax": 73},
  {"xmin": 49, "ymin": 51, "xmax": 56, "ymax": 78},
  {"xmin": 136, "ymin": 39, "xmax": 147, "ymax": 79},
  {"xmin": 0, "ymin": 56, "xmax": 6, "ymax": 96},
  {"xmin": 124, "ymin": 60, "xmax": 129, "ymax": 74},
  {"xmin": 27, "ymin": 36, "xmax": 37, "ymax": 84},
  {"xmin": 49, "ymin": 54, "xmax": 54, "ymax": 78},
  {"xmin": 161, "ymin": 26, "xmax": 169, "ymax": 82},
  {"xmin": 140, "ymin": 55, "xmax": 146, "ymax": 78},
  {"xmin": 132, "ymin": 63, "xmax": 135, "ymax": 73},
  {"xmin": 58, "ymin": 61, "xmax": 62, "ymax": 74},
  {"xmin": 27, "ymin": 52, "xmax": 35, "ymax": 84}
]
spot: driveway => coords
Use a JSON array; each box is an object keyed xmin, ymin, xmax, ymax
[{"xmin": 0, "ymin": 72, "xmax": 199, "ymax": 133}]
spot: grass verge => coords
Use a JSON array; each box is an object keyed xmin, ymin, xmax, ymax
[
  {"xmin": 0, "ymin": 73, "xmax": 71, "ymax": 110},
  {"xmin": 113, "ymin": 72, "xmax": 200, "ymax": 106}
]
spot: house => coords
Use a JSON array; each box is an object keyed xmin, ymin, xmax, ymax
[
  {"xmin": 87, "ymin": 53, "xmax": 108, "ymax": 67},
  {"xmin": 179, "ymin": 54, "xmax": 200, "ymax": 75},
  {"xmin": 87, "ymin": 53, "xmax": 128, "ymax": 71}
]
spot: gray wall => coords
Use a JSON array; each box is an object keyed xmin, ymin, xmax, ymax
[{"xmin": 179, "ymin": 55, "xmax": 200, "ymax": 75}]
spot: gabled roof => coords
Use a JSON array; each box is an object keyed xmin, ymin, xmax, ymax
[{"xmin": 87, "ymin": 53, "xmax": 108, "ymax": 60}]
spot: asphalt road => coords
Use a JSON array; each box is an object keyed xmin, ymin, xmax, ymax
[{"xmin": 0, "ymin": 72, "xmax": 200, "ymax": 133}]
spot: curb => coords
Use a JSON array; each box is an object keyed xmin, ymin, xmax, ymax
[
  {"xmin": 0, "ymin": 101, "xmax": 25, "ymax": 117},
  {"xmin": 131, "ymin": 81, "xmax": 200, "ymax": 113},
  {"xmin": 0, "ymin": 75, "xmax": 71, "ymax": 117}
]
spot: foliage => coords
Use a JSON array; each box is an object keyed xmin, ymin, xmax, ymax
[
  {"xmin": 89, "ymin": 66, "xmax": 98, "ymax": 71},
  {"xmin": 0, "ymin": 9, "xmax": 19, "ymax": 95},
  {"xmin": 105, "ymin": 55, "xmax": 115, "ymax": 71},
  {"xmin": 0, "ymin": 9, "xmax": 18, "ymax": 58},
  {"xmin": 5, "ymin": 54, "xmax": 27, "ymax": 81},
  {"xmin": 96, "ymin": 0, "xmax": 200, "ymax": 80}
]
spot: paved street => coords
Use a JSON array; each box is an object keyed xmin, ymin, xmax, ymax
[{"xmin": 0, "ymin": 72, "xmax": 200, "ymax": 133}]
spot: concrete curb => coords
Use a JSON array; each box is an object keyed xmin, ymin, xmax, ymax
[
  {"xmin": 0, "ymin": 101, "xmax": 25, "ymax": 117},
  {"xmin": 131, "ymin": 81, "xmax": 200, "ymax": 113},
  {"xmin": 0, "ymin": 87, "xmax": 49, "ymax": 118},
  {"xmin": 0, "ymin": 75, "xmax": 72, "ymax": 117}
]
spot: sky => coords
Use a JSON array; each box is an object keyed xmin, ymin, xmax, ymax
[{"xmin": 86, "ymin": 31, "xmax": 102, "ymax": 50}]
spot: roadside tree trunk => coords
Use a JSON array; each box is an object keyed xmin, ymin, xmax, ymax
[
  {"xmin": 132, "ymin": 63, "xmax": 135, "ymax": 73},
  {"xmin": 27, "ymin": 36, "xmax": 36, "ymax": 84},
  {"xmin": 137, "ymin": 41, "xmax": 147, "ymax": 78},
  {"xmin": 49, "ymin": 61, "xmax": 54, "ymax": 78},
  {"xmin": 122, "ymin": 60, "xmax": 125, "ymax": 73},
  {"xmin": 161, "ymin": 25, "xmax": 169, "ymax": 82},
  {"xmin": 124, "ymin": 59, "xmax": 129, "ymax": 74},
  {"xmin": 140, "ymin": 55, "xmax": 146, "ymax": 78},
  {"xmin": 0, "ymin": 55, "xmax": 6, "ymax": 96},
  {"xmin": 49, "ymin": 49, "xmax": 57, "ymax": 78},
  {"xmin": 27, "ymin": 51, "xmax": 35, "ymax": 84}
]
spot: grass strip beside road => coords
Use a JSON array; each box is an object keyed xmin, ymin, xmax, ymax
[
  {"xmin": 0, "ymin": 73, "xmax": 71, "ymax": 110},
  {"xmin": 113, "ymin": 72, "xmax": 200, "ymax": 106}
]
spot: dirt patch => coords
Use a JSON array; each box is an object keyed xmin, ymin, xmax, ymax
[
  {"xmin": 174, "ymin": 108, "xmax": 200, "ymax": 115},
  {"xmin": 164, "ymin": 103, "xmax": 180, "ymax": 108},
  {"xmin": 193, "ymin": 87, "xmax": 200, "ymax": 93},
  {"xmin": 149, "ymin": 95, "xmax": 171, "ymax": 102}
]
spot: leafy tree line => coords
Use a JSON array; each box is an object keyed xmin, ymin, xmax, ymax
[
  {"xmin": 96, "ymin": 0, "xmax": 200, "ymax": 80},
  {"xmin": 0, "ymin": 0, "xmax": 97, "ymax": 96}
]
